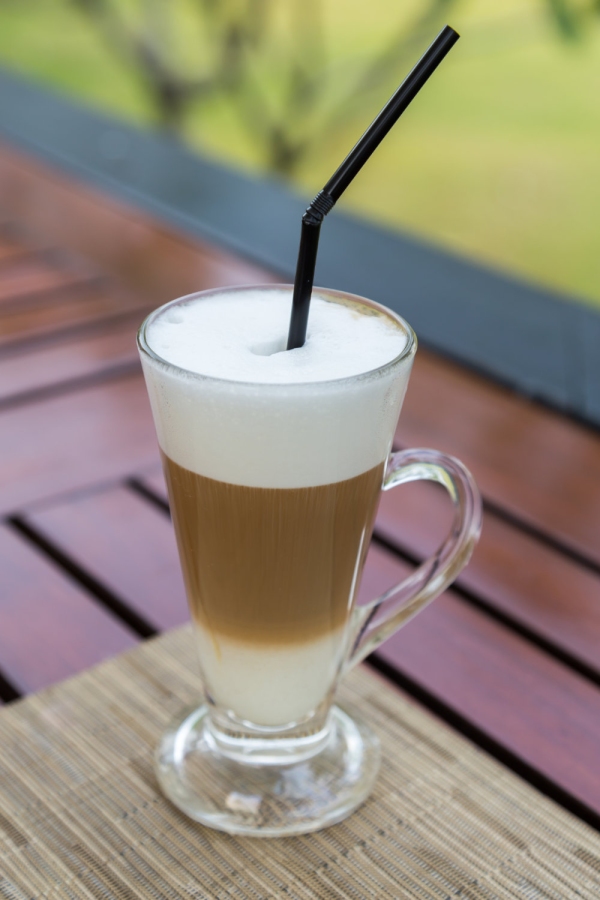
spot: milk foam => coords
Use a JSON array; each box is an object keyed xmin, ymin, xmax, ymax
[
  {"xmin": 140, "ymin": 287, "xmax": 414, "ymax": 488},
  {"xmin": 146, "ymin": 288, "xmax": 405, "ymax": 383}
]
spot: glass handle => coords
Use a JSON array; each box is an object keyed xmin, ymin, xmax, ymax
[{"xmin": 345, "ymin": 448, "xmax": 482, "ymax": 670}]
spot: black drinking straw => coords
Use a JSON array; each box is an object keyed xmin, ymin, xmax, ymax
[{"xmin": 286, "ymin": 25, "xmax": 460, "ymax": 350}]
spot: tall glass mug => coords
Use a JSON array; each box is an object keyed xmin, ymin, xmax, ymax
[{"xmin": 138, "ymin": 285, "xmax": 481, "ymax": 837}]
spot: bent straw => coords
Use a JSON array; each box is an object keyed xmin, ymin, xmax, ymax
[{"xmin": 286, "ymin": 25, "xmax": 460, "ymax": 351}]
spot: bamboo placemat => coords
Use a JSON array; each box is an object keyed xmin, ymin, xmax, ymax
[{"xmin": 0, "ymin": 627, "xmax": 599, "ymax": 899}]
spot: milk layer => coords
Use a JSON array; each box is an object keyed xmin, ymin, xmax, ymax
[
  {"xmin": 194, "ymin": 625, "xmax": 348, "ymax": 726},
  {"xmin": 141, "ymin": 287, "xmax": 413, "ymax": 489}
]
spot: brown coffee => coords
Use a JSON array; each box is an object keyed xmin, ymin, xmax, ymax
[{"xmin": 163, "ymin": 453, "xmax": 384, "ymax": 646}]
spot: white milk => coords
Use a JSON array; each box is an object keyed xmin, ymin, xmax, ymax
[
  {"xmin": 140, "ymin": 287, "xmax": 414, "ymax": 725},
  {"xmin": 194, "ymin": 627, "xmax": 348, "ymax": 727}
]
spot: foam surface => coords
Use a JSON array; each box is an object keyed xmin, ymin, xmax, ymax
[
  {"xmin": 146, "ymin": 289, "xmax": 406, "ymax": 383},
  {"xmin": 140, "ymin": 287, "xmax": 414, "ymax": 487}
]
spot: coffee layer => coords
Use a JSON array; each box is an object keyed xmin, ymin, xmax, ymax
[{"xmin": 164, "ymin": 454, "xmax": 384, "ymax": 645}]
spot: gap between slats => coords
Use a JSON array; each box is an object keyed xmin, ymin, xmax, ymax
[
  {"xmin": 8, "ymin": 515, "xmax": 157, "ymax": 640},
  {"xmin": 393, "ymin": 441, "xmax": 600, "ymax": 581},
  {"xmin": 371, "ymin": 531, "xmax": 600, "ymax": 688},
  {"xmin": 366, "ymin": 654, "xmax": 600, "ymax": 834},
  {"xmin": 0, "ymin": 360, "xmax": 142, "ymax": 414}
]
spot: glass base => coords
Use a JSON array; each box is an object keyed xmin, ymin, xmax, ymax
[{"xmin": 155, "ymin": 703, "xmax": 381, "ymax": 837}]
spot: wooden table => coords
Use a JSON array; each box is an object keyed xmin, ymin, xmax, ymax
[{"xmin": 1, "ymin": 146, "xmax": 599, "ymax": 847}]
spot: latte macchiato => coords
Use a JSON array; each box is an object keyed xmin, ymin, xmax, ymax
[{"xmin": 141, "ymin": 287, "xmax": 412, "ymax": 726}]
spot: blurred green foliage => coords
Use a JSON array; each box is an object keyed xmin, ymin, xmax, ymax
[
  {"xmin": 0, "ymin": 0, "xmax": 598, "ymax": 308},
  {"xmin": 63, "ymin": 0, "xmax": 467, "ymax": 176},
  {"xmin": 61, "ymin": 0, "xmax": 600, "ymax": 178}
]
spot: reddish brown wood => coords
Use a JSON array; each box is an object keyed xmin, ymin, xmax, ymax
[
  {"xmin": 27, "ymin": 486, "xmax": 188, "ymax": 631},
  {"xmin": 0, "ymin": 143, "xmax": 276, "ymax": 305},
  {"xmin": 376, "ymin": 480, "xmax": 600, "ymax": 674},
  {"xmin": 0, "ymin": 319, "xmax": 140, "ymax": 403},
  {"xmin": 0, "ymin": 283, "xmax": 148, "ymax": 349},
  {"xmin": 0, "ymin": 232, "xmax": 31, "ymax": 261},
  {"xmin": 360, "ymin": 543, "xmax": 600, "ymax": 813},
  {"xmin": 0, "ymin": 524, "xmax": 136, "ymax": 694},
  {"xmin": 0, "ymin": 253, "xmax": 93, "ymax": 305},
  {"xmin": 399, "ymin": 350, "xmax": 600, "ymax": 564},
  {"xmin": 0, "ymin": 374, "xmax": 159, "ymax": 514}
]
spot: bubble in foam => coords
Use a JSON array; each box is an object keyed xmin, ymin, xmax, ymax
[{"xmin": 146, "ymin": 289, "xmax": 406, "ymax": 384}]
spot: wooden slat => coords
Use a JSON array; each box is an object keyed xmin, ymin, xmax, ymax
[
  {"xmin": 0, "ymin": 374, "xmax": 158, "ymax": 514},
  {"xmin": 0, "ymin": 231, "xmax": 31, "ymax": 261},
  {"xmin": 27, "ymin": 486, "xmax": 188, "ymax": 631},
  {"xmin": 360, "ymin": 544, "xmax": 600, "ymax": 813},
  {"xmin": 400, "ymin": 350, "xmax": 600, "ymax": 564},
  {"xmin": 0, "ymin": 252, "xmax": 93, "ymax": 305},
  {"xmin": 375, "ymin": 480, "xmax": 600, "ymax": 675},
  {"xmin": 0, "ymin": 524, "xmax": 136, "ymax": 694},
  {"xmin": 0, "ymin": 143, "xmax": 276, "ymax": 305},
  {"xmin": 0, "ymin": 283, "xmax": 148, "ymax": 349},
  {"xmin": 0, "ymin": 319, "xmax": 140, "ymax": 403}
]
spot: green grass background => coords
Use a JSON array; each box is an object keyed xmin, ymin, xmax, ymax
[{"xmin": 0, "ymin": 0, "xmax": 599, "ymax": 308}]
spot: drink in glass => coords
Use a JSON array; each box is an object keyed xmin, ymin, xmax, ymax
[{"xmin": 138, "ymin": 284, "xmax": 481, "ymax": 836}]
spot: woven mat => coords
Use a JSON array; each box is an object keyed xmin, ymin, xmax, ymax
[{"xmin": 0, "ymin": 628, "xmax": 599, "ymax": 899}]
